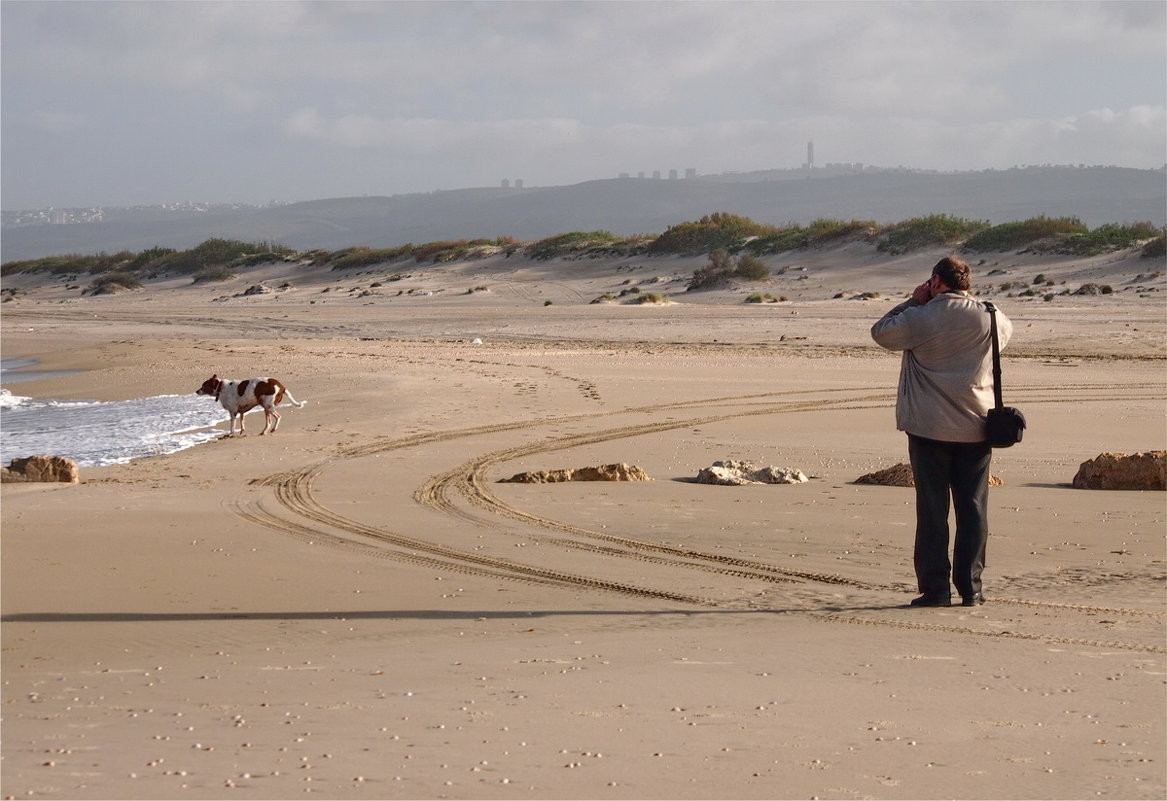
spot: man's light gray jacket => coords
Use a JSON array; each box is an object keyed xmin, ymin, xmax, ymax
[{"xmin": 871, "ymin": 292, "xmax": 1013, "ymax": 443}]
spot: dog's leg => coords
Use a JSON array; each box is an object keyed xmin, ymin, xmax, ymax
[{"xmin": 262, "ymin": 405, "xmax": 281, "ymax": 434}]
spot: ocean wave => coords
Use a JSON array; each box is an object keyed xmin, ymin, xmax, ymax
[
  {"xmin": 0, "ymin": 388, "xmax": 29, "ymax": 409},
  {"xmin": 1, "ymin": 388, "xmax": 102, "ymax": 411},
  {"xmin": 1, "ymin": 390, "xmax": 229, "ymax": 468}
]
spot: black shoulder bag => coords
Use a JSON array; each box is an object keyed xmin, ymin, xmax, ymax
[{"xmin": 983, "ymin": 301, "xmax": 1026, "ymax": 447}]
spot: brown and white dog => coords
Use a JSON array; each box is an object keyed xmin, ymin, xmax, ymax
[{"xmin": 196, "ymin": 375, "xmax": 306, "ymax": 436}]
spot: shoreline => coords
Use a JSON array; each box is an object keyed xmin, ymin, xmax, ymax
[{"xmin": 0, "ymin": 356, "xmax": 84, "ymax": 386}]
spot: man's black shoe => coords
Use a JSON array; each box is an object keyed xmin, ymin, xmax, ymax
[
  {"xmin": 961, "ymin": 593, "xmax": 986, "ymax": 606},
  {"xmin": 909, "ymin": 594, "xmax": 952, "ymax": 607}
]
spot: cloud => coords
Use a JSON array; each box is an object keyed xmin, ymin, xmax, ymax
[
  {"xmin": 285, "ymin": 108, "xmax": 588, "ymax": 153},
  {"xmin": 1053, "ymin": 106, "xmax": 1167, "ymax": 165},
  {"xmin": 283, "ymin": 101, "xmax": 1166, "ymax": 175},
  {"xmin": 10, "ymin": 2, "xmax": 1161, "ymax": 120},
  {"xmin": 2, "ymin": 1, "xmax": 1163, "ymax": 207},
  {"xmin": 843, "ymin": 105, "xmax": 1167, "ymax": 171},
  {"xmin": 18, "ymin": 110, "xmax": 93, "ymax": 135}
]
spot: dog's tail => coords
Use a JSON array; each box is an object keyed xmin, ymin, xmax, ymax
[{"xmin": 283, "ymin": 391, "xmax": 308, "ymax": 408}]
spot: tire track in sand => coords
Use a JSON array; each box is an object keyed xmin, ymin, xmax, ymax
[{"xmin": 237, "ymin": 384, "xmax": 1166, "ymax": 653}]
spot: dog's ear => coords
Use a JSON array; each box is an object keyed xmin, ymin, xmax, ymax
[{"xmin": 210, "ymin": 374, "xmax": 218, "ymax": 380}]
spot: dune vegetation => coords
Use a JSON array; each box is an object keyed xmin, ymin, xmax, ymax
[{"xmin": 2, "ymin": 214, "xmax": 1163, "ymax": 296}]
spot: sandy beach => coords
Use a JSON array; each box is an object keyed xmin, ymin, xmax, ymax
[{"xmin": 2, "ymin": 244, "xmax": 1165, "ymax": 800}]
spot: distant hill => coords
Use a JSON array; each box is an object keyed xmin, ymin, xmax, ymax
[{"xmin": 2, "ymin": 166, "xmax": 1163, "ymax": 262}]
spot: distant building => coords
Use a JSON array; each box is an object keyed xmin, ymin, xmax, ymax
[
  {"xmin": 685, "ymin": 168, "xmax": 697, "ymax": 179},
  {"xmin": 805, "ymin": 140, "xmax": 815, "ymax": 169},
  {"xmin": 501, "ymin": 179, "xmax": 510, "ymax": 188},
  {"xmin": 668, "ymin": 169, "xmax": 678, "ymax": 180},
  {"xmin": 514, "ymin": 179, "xmax": 523, "ymax": 189}
]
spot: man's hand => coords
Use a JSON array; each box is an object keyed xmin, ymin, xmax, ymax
[{"xmin": 912, "ymin": 280, "xmax": 933, "ymax": 305}]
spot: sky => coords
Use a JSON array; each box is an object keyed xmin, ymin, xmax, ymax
[{"xmin": 2, "ymin": 0, "xmax": 1164, "ymax": 210}]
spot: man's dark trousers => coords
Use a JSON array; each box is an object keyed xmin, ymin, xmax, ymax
[{"xmin": 908, "ymin": 434, "xmax": 992, "ymax": 600}]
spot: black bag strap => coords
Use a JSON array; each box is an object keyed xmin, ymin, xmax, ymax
[{"xmin": 984, "ymin": 301, "xmax": 1004, "ymax": 410}]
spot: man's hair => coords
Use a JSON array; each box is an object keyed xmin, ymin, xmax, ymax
[{"xmin": 932, "ymin": 256, "xmax": 971, "ymax": 291}]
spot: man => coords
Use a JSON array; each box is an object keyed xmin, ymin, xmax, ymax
[{"xmin": 871, "ymin": 256, "xmax": 1012, "ymax": 608}]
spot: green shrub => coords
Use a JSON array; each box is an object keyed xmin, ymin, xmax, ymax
[
  {"xmin": 689, "ymin": 250, "xmax": 770, "ymax": 290},
  {"xmin": 192, "ymin": 265, "xmax": 237, "ymax": 283},
  {"xmin": 1, "ymin": 248, "xmax": 184, "ymax": 278},
  {"xmin": 526, "ymin": 231, "xmax": 630, "ymax": 260},
  {"xmin": 876, "ymin": 214, "xmax": 990, "ymax": 254},
  {"xmin": 688, "ymin": 249, "xmax": 735, "ymax": 290},
  {"xmin": 327, "ymin": 245, "xmax": 414, "ymax": 270},
  {"xmin": 90, "ymin": 250, "xmax": 136, "ymax": 273},
  {"xmin": 301, "ymin": 249, "xmax": 337, "ymax": 265},
  {"xmin": 149, "ymin": 238, "xmax": 270, "ymax": 275},
  {"xmin": 962, "ymin": 216, "xmax": 1086, "ymax": 252},
  {"xmin": 16, "ymin": 251, "xmax": 133, "ymax": 276},
  {"xmin": 1028, "ymin": 222, "xmax": 1161, "ymax": 256},
  {"xmin": 187, "ymin": 238, "xmax": 259, "ymax": 265},
  {"xmin": 1003, "ymin": 220, "xmax": 1157, "ymax": 255},
  {"xmin": 17, "ymin": 239, "xmax": 295, "ymax": 282},
  {"xmin": 124, "ymin": 246, "xmax": 179, "ymax": 277},
  {"xmin": 1142, "ymin": 233, "xmax": 1166, "ymax": 259},
  {"xmin": 734, "ymin": 253, "xmax": 770, "ymax": 280},
  {"xmin": 747, "ymin": 217, "xmax": 875, "ymax": 255},
  {"xmin": 806, "ymin": 217, "xmax": 875, "ymax": 240},
  {"xmin": 746, "ymin": 227, "xmax": 811, "ymax": 254},
  {"xmin": 2, "ymin": 254, "xmax": 89, "ymax": 277},
  {"xmin": 409, "ymin": 241, "xmax": 455, "ymax": 263},
  {"xmin": 412, "ymin": 239, "xmax": 501, "ymax": 263},
  {"xmin": 649, "ymin": 212, "xmax": 779, "ymax": 255},
  {"xmin": 88, "ymin": 271, "xmax": 141, "ymax": 294},
  {"xmin": 235, "ymin": 252, "xmax": 288, "ymax": 268}
]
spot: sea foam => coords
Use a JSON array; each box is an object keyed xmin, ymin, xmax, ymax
[{"xmin": 0, "ymin": 388, "xmax": 229, "ymax": 468}]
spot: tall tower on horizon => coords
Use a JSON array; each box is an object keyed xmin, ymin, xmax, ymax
[{"xmin": 806, "ymin": 140, "xmax": 814, "ymax": 169}]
